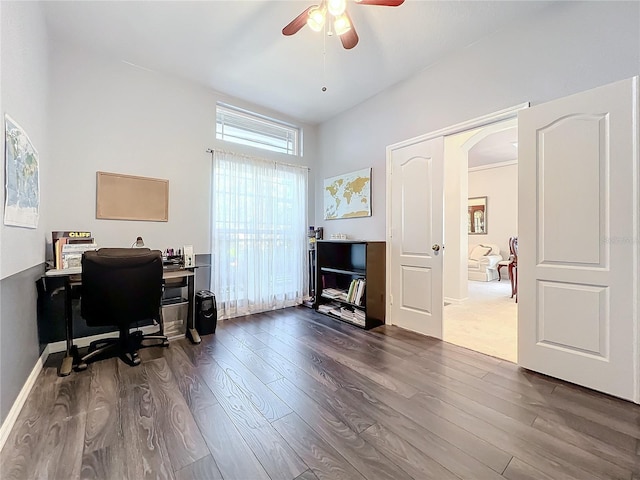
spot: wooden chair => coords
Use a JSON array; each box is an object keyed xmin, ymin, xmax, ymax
[{"xmin": 507, "ymin": 236, "xmax": 518, "ymax": 302}]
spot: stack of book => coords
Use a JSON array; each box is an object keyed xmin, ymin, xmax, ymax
[
  {"xmin": 318, "ymin": 302, "xmax": 342, "ymax": 317},
  {"xmin": 338, "ymin": 306, "xmax": 366, "ymax": 326},
  {"xmin": 353, "ymin": 308, "xmax": 366, "ymax": 326},
  {"xmin": 52, "ymin": 231, "xmax": 98, "ymax": 269},
  {"xmin": 321, "ymin": 288, "xmax": 348, "ymax": 302}
]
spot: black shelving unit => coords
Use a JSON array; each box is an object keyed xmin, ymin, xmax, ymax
[{"xmin": 314, "ymin": 240, "xmax": 385, "ymax": 329}]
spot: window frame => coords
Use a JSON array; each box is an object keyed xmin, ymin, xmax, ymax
[{"xmin": 216, "ymin": 102, "xmax": 302, "ymax": 157}]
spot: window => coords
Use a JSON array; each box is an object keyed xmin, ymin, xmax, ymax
[
  {"xmin": 210, "ymin": 150, "xmax": 308, "ymax": 319},
  {"xmin": 216, "ymin": 103, "xmax": 301, "ymax": 156}
]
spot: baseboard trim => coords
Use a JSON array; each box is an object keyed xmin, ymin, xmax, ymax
[
  {"xmin": 444, "ymin": 297, "xmax": 468, "ymax": 305},
  {"xmin": 0, "ymin": 346, "xmax": 49, "ymax": 453}
]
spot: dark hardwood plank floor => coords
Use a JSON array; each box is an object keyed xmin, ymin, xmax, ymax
[{"xmin": 1, "ymin": 306, "xmax": 639, "ymax": 480}]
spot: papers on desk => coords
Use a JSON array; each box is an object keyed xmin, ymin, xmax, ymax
[{"xmin": 61, "ymin": 243, "xmax": 98, "ymax": 269}]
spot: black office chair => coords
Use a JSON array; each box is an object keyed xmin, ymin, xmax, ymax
[{"xmin": 78, "ymin": 247, "xmax": 169, "ymax": 369}]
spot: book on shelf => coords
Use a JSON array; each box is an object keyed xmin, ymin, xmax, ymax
[
  {"xmin": 354, "ymin": 279, "xmax": 366, "ymax": 306},
  {"xmin": 61, "ymin": 242, "xmax": 98, "ymax": 269},
  {"xmin": 321, "ymin": 288, "xmax": 342, "ymax": 299},
  {"xmin": 321, "ymin": 288, "xmax": 349, "ymax": 302},
  {"xmin": 347, "ymin": 279, "xmax": 358, "ymax": 303},
  {"xmin": 339, "ymin": 306, "xmax": 366, "ymax": 326},
  {"xmin": 318, "ymin": 302, "xmax": 342, "ymax": 317},
  {"xmin": 321, "ymin": 280, "xmax": 366, "ymax": 305},
  {"xmin": 52, "ymin": 231, "xmax": 94, "ymax": 269}
]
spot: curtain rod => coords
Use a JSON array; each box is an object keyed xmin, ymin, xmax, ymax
[{"xmin": 206, "ymin": 148, "xmax": 311, "ymax": 171}]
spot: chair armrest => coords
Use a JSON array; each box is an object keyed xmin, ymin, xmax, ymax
[{"xmin": 477, "ymin": 254, "xmax": 502, "ymax": 268}]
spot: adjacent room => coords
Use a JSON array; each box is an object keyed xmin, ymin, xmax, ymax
[
  {"xmin": 443, "ymin": 123, "xmax": 519, "ymax": 362},
  {"xmin": 1, "ymin": 1, "xmax": 639, "ymax": 479}
]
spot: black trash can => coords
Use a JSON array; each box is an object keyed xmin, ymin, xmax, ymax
[{"xmin": 195, "ymin": 290, "xmax": 217, "ymax": 335}]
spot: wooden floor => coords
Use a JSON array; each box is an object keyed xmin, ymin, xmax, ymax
[{"xmin": 1, "ymin": 307, "xmax": 639, "ymax": 480}]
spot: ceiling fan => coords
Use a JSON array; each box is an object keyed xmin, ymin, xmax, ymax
[{"xmin": 282, "ymin": 0, "xmax": 405, "ymax": 50}]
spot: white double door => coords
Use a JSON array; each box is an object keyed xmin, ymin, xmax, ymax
[{"xmin": 387, "ymin": 77, "xmax": 638, "ymax": 402}]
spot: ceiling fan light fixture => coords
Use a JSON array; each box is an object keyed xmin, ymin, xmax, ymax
[
  {"xmin": 284, "ymin": 0, "xmax": 404, "ymax": 49},
  {"xmin": 327, "ymin": 0, "xmax": 347, "ymax": 16},
  {"xmin": 334, "ymin": 13, "xmax": 352, "ymax": 36},
  {"xmin": 307, "ymin": 6, "xmax": 326, "ymax": 32}
]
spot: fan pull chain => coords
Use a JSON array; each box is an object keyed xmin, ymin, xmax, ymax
[{"xmin": 322, "ymin": 20, "xmax": 327, "ymax": 92}]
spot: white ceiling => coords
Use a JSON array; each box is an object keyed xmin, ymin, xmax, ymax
[
  {"xmin": 468, "ymin": 127, "xmax": 518, "ymax": 168},
  {"xmin": 42, "ymin": 0, "xmax": 555, "ymax": 125}
]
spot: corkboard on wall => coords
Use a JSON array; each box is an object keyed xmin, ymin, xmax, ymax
[{"xmin": 96, "ymin": 171, "xmax": 169, "ymax": 221}]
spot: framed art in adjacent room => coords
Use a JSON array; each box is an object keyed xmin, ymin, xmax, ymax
[{"xmin": 468, "ymin": 196, "xmax": 487, "ymax": 234}]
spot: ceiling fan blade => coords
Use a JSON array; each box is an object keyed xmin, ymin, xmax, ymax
[
  {"xmin": 340, "ymin": 11, "xmax": 359, "ymax": 49},
  {"xmin": 354, "ymin": 0, "xmax": 405, "ymax": 5},
  {"xmin": 282, "ymin": 6, "xmax": 314, "ymax": 36}
]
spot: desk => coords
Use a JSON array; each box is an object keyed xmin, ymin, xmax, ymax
[{"xmin": 45, "ymin": 267, "xmax": 202, "ymax": 376}]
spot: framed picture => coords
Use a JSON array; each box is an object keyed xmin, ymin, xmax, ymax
[
  {"xmin": 324, "ymin": 167, "xmax": 372, "ymax": 220},
  {"xmin": 468, "ymin": 196, "xmax": 487, "ymax": 234}
]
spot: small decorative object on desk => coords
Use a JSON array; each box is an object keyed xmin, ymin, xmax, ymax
[
  {"xmin": 132, "ymin": 236, "xmax": 145, "ymax": 247},
  {"xmin": 183, "ymin": 245, "xmax": 195, "ymax": 268},
  {"xmin": 330, "ymin": 233, "xmax": 348, "ymax": 240}
]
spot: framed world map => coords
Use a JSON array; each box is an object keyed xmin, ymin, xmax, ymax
[{"xmin": 324, "ymin": 168, "xmax": 372, "ymax": 220}]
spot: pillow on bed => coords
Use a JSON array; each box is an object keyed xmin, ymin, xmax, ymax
[{"xmin": 469, "ymin": 245, "xmax": 492, "ymax": 261}]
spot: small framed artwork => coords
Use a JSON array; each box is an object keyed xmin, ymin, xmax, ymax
[{"xmin": 468, "ymin": 196, "xmax": 487, "ymax": 234}]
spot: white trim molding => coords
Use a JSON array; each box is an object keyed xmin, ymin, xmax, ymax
[
  {"xmin": 444, "ymin": 297, "xmax": 468, "ymax": 305},
  {"xmin": 0, "ymin": 347, "xmax": 49, "ymax": 452},
  {"xmin": 468, "ymin": 159, "xmax": 518, "ymax": 173}
]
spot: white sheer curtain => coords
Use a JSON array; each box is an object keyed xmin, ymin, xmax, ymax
[{"xmin": 210, "ymin": 150, "xmax": 308, "ymax": 319}]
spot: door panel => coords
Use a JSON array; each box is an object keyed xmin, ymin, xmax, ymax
[
  {"xmin": 537, "ymin": 281, "xmax": 607, "ymax": 357},
  {"xmin": 388, "ymin": 137, "xmax": 444, "ymax": 337},
  {"xmin": 518, "ymin": 77, "xmax": 638, "ymax": 402},
  {"xmin": 538, "ymin": 114, "xmax": 607, "ymax": 266},
  {"xmin": 401, "ymin": 266, "xmax": 432, "ymax": 314}
]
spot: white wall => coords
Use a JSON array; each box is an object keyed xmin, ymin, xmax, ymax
[
  {"xmin": 315, "ymin": 1, "xmax": 640, "ymax": 240},
  {"xmin": 468, "ymin": 163, "xmax": 518, "ymax": 259},
  {"xmin": 443, "ymin": 127, "xmax": 477, "ymax": 303},
  {"xmin": 1, "ymin": 1, "xmax": 50, "ymax": 279},
  {"xmin": 0, "ymin": 0, "xmax": 51, "ymax": 426},
  {"xmin": 47, "ymin": 39, "xmax": 318, "ymax": 256}
]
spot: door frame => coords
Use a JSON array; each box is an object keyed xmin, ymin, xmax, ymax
[{"xmin": 385, "ymin": 102, "xmax": 529, "ymax": 335}]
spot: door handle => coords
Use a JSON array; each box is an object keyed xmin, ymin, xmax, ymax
[{"xmin": 432, "ymin": 244, "xmax": 442, "ymax": 252}]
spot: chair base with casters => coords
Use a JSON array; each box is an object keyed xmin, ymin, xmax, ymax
[{"xmin": 75, "ymin": 322, "xmax": 169, "ymax": 371}]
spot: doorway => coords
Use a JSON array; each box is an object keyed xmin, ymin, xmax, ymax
[
  {"xmin": 442, "ymin": 119, "xmax": 518, "ymax": 362},
  {"xmin": 388, "ymin": 79, "xmax": 639, "ymax": 402},
  {"xmin": 386, "ymin": 105, "xmax": 525, "ymax": 342}
]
